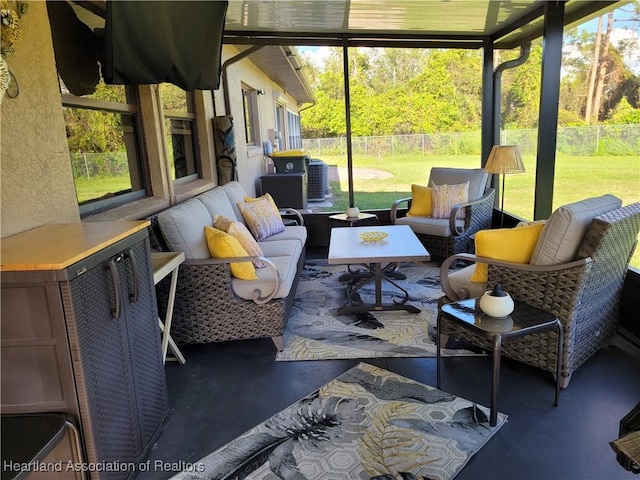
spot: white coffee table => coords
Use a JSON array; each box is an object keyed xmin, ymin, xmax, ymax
[{"xmin": 328, "ymin": 225, "xmax": 430, "ymax": 314}]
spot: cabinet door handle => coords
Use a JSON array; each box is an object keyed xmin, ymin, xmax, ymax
[
  {"xmin": 126, "ymin": 248, "xmax": 140, "ymax": 303},
  {"xmin": 106, "ymin": 258, "xmax": 122, "ymax": 319}
]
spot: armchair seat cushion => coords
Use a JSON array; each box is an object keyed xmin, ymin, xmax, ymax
[
  {"xmin": 394, "ymin": 215, "xmax": 465, "ymax": 236},
  {"xmin": 447, "ymin": 264, "xmax": 487, "ymax": 299}
]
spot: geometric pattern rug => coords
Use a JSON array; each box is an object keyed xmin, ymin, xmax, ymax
[
  {"xmin": 171, "ymin": 363, "xmax": 506, "ymax": 480},
  {"xmin": 276, "ymin": 260, "xmax": 482, "ymax": 361}
]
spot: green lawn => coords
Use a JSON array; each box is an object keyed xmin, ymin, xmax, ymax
[
  {"xmin": 317, "ymin": 153, "xmax": 640, "ymax": 268},
  {"xmin": 74, "ymin": 176, "xmax": 132, "ymax": 204}
]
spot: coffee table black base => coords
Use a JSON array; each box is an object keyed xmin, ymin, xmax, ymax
[
  {"xmin": 338, "ymin": 303, "xmax": 421, "ymax": 315},
  {"xmin": 337, "ymin": 262, "xmax": 419, "ymax": 315}
]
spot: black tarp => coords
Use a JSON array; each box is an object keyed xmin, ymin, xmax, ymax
[
  {"xmin": 47, "ymin": 1, "xmax": 100, "ymax": 96},
  {"xmin": 101, "ymin": 1, "xmax": 228, "ymax": 91}
]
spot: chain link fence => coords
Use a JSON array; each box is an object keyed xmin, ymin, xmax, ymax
[
  {"xmin": 70, "ymin": 152, "xmax": 129, "ymax": 180},
  {"xmin": 303, "ymin": 124, "xmax": 640, "ymax": 157}
]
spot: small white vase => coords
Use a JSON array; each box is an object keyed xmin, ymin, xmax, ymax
[
  {"xmin": 479, "ymin": 284, "xmax": 514, "ymax": 318},
  {"xmin": 346, "ymin": 206, "xmax": 360, "ymax": 218}
]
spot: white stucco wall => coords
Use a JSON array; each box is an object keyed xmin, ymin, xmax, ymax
[
  {"xmin": 218, "ymin": 46, "xmax": 302, "ymax": 196},
  {"xmin": 1, "ymin": 2, "xmax": 80, "ymax": 237}
]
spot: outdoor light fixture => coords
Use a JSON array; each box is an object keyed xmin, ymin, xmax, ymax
[{"xmin": 484, "ymin": 145, "xmax": 525, "ymax": 227}]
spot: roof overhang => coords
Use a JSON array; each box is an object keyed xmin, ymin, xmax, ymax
[
  {"xmin": 236, "ymin": 45, "xmax": 315, "ymax": 105},
  {"xmin": 223, "ymin": 0, "xmax": 625, "ymax": 49}
]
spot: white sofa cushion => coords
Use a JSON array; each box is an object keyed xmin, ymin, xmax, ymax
[
  {"xmin": 221, "ymin": 181, "xmax": 249, "ymax": 225},
  {"xmin": 394, "ymin": 216, "xmax": 465, "ymax": 236},
  {"xmin": 531, "ymin": 194, "xmax": 622, "ymax": 265},
  {"xmin": 259, "ymin": 225, "xmax": 308, "ymax": 247},
  {"xmin": 198, "ymin": 187, "xmax": 239, "ymax": 222},
  {"xmin": 231, "ymin": 241, "xmax": 302, "ymax": 300},
  {"xmin": 259, "ymin": 239, "xmax": 302, "ymax": 258},
  {"xmin": 157, "ymin": 198, "xmax": 212, "ymax": 259}
]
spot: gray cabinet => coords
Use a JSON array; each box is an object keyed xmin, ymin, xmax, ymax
[{"xmin": 1, "ymin": 222, "xmax": 168, "ymax": 479}]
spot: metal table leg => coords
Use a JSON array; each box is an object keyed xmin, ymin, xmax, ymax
[
  {"xmin": 555, "ymin": 321, "xmax": 563, "ymax": 406},
  {"xmin": 490, "ymin": 334, "xmax": 502, "ymax": 427}
]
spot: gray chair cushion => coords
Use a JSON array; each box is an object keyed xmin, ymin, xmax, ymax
[
  {"xmin": 531, "ymin": 194, "xmax": 622, "ymax": 265},
  {"xmin": 394, "ymin": 215, "xmax": 465, "ymax": 236},
  {"xmin": 157, "ymin": 198, "xmax": 212, "ymax": 259},
  {"xmin": 428, "ymin": 167, "xmax": 488, "ymax": 201},
  {"xmin": 448, "ymin": 264, "xmax": 488, "ymax": 299}
]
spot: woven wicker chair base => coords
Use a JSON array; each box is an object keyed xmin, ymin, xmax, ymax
[
  {"xmin": 156, "ymin": 252, "xmax": 305, "ymax": 346},
  {"xmin": 437, "ymin": 202, "xmax": 640, "ymax": 389},
  {"xmin": 417, "ymin": 188, "xmax": 494, "ymax": 261}
]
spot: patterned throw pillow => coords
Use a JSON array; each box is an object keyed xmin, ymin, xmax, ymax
[
  {"xmin": 213, "ymin": 215, "xmax": 266, "ymax": 268},
  {"xmin": 431, "ymin": 182, "xmax": 469, "ymax": 219},
  {"xmin": 238, "ymin": 194, "xmax": 285, "ymax": 241},
  {"xmin": 204, "ymin": 226, "xmax": 257, "ymax": 280},
  {"xmin": 213, "ymin": 214, "xmax": 234, "ymax": 232}
]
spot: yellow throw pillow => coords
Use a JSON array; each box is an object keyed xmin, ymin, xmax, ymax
[
  {"xmin": 204, "ymin": 226, "xmax": 257, "ymax": 280},
  {"xmin": 238, "ymin": 195, "xmax": 285, "ymax": 241},
  {"xmin": 470, "ymin": 223, "xmax": 545, "ymax": 283},
  {"xmin": 432, "ymin": 182, "xmax": 469, "ymax": 219},
  {"xmin": 406, "ymin": 184, "xmax": 433, "ymax": 217},
  {"xmin": 213, "ymin": 215, "xmax": 266, "ymax": 268}
]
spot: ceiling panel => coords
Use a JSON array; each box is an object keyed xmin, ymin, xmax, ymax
[{"xmin": 224, "ymin": 0, "xmax": 542, "ymax": 37}]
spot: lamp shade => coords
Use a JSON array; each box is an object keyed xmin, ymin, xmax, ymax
[{"xmin": 484, "ymin": 145, "xmax": 525, "ymax": 174}]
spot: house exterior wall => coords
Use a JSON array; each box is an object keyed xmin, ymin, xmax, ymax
[
  {"xmin": 0, "ymin": 9, "xmax": 304, "ymax": 239},
  {"xmin": 217, "ymin": 46, "xmax": 302, "ymax": 197},
  {"xmin": 1, "ymin": 2, "xmax": 80, "ymax": 237}
]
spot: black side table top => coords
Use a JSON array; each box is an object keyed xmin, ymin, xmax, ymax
[
  {"xmin": 441, "ymin": 297, "xmax": 558, "ymax": 339},
  {"xmin": 1, "ymin": 414, "xmax": 68, "ymax": 480}
]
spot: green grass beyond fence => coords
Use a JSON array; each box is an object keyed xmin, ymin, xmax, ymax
[{"xmin": 317, "ymin": 153, "xmax": 640, "ymax": 268}]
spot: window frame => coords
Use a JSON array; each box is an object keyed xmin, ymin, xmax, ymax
[
  {"xmin": 62, "ymin": 88, "xmax": 150, "ymax": 217},
  {"xmin": 286, "ymin": 109, "xmax": 302, "ymax": 149},
  {"xmin": 161, "ymin": 87, "xmax": 201, "ymax": 185},
  {"xmin": 242, "ymin": 85, "xmax": 260, "ymax": 147}
]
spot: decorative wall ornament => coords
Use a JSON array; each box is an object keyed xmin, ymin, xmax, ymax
[{"xmin": 1, "ymin": 0, "xmax": 28, "ymax": 102}]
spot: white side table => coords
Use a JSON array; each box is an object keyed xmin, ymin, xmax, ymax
[{"xmin": 151, "ymin": 252, "xmax": 186, "ymax": 365}]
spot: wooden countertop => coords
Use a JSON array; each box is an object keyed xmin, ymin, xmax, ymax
[{"xmin": 1, "ymin": 221, "xmax": 150, "ymax": 272}]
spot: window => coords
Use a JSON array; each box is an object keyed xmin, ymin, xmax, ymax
[
  {"xmin": 62, "ymin": 80, "xmax": 148, "ymax": 216},
  {"xmin": 160, "ymin": 84, "xmax": 199, "ymax": 183},
  {"xmin": 286, "ymin": 110, "xmax": 301, "ymax": 149},
  {"xmin": 242, "ymin": 86, "xmax": 259, "ymax": 146},
  {"xmin": 275, "ymin": 103, "xmax": 285, "ymax": 150}
]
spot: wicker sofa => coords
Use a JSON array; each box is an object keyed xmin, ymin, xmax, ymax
[
  {"xmin": 439, "ymin": 195, "xmax": 640, "ymax": 388},
  {"xmin": 151, "ymin": 181, "xmax": 307, "ymax": 351}
]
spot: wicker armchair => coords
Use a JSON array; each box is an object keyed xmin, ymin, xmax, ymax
[
  {"xmin": 439, "ymin": 202, "xmax": 640, "ymax": 388},
  {"xmin": 390, "ymin": 167, "xmax": 495, "ymax": 260}
]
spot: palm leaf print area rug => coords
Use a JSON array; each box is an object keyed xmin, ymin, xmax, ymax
[
  {"xmin": 276, "ymin": 260, "xmax": 481, "ymax": 361},
  {"xmin": 172, "ymin": 363, "xmax": 506, "ymax": 480}
]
